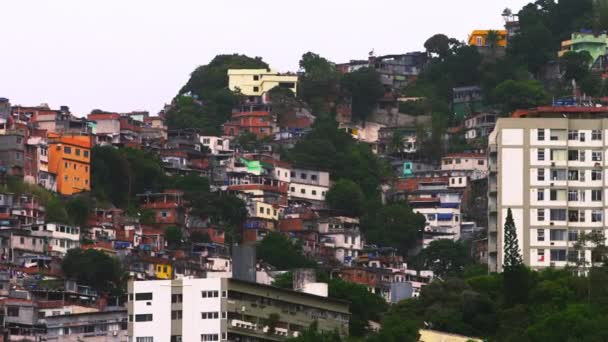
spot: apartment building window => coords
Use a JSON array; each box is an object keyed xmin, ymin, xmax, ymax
[
  {"xmin": 569, "ymin": 210, "xmax": 585, "ymax": 222},
  {"xmin": 201, "ymin": 334, "xmax": 219, "ymax": 341},
  {"xmin": 312, "ymin": 190, "xmax": 317, "ymax": 196},
  {"xmin": 592, "ymin": 190, "xmax": 603, "ymax": 202},
  {"xmin": 538, "ymin": 249, "xmax": 545, "ymax": 262},
  {"xmin": 592, "ymin": 130, "xmax": 602, "ymax": 140},
  {"xmin": 551, "ymin": 249, "xmax": 567, "ymax": 261},
  {"xmin": 171, "ymin": 294, "xmax": 183, "ymax": 303},
  {"xmin": 290, "ymin": 171, "xmax": 295, "ymax": 177},
  {"xmin": 568, "ymin": 170, "xmax": 579, "ymax": 181},
  {"xmin": 550, "ymin": 169, "xmax": 567, "ymax": 181},
  {"xmin": 568, "ymin": 150, "xmax": 579, "ymax": 161},
  {"xmin": 456, "ymin": 159, "xmax": 462, "ymax": 164},
  {"xmin": 7, "ymin": 306, "xmax": 19, "ymax": 317},
  {"xmin": 580, "ymin": 132, "xmax": 586, "ymax": 142},
  {"xmin": 538, "ymin": 129, "xmax": 545, "ymax": 141},
  {"xmin": 135, "ymin": 314, "xmax": 153, "ymax": 322},
  {"xmin": 290, "ymin": 187, "xmax": 295, "ymax": 192},
  {"xmin": 580, "ymin": 170, "xmax": 586, "ymax": 182},
  {"xmin": 568, "ymin": 190, "xmax": 578, "ymax": 201},
  {"xmin": 171, "ymin": 336, "xmax": 182, "ymax": 342},
  {"xmin": 537, "ymin": 229, "xmax": 545, "ymax": 242},
  {"xmin": 202, "ymin": 291, "xmax": 219, "ymax": 298},
  {"xmin": 253, "ymin": 75, "xmax": 259, "ymax": 81},
  {"xmin": 550, "ymin": 229, "xmax": 567, "ymax": 241},
  {"xmin": 537, "ymin": 189, "xmax": 545, "ymax": 201},
  {"xmin": 84, "ymin": 150, "xmax": 89, "ymax": 158},
  {"xmin": 301, "ymin": 173, "xmax": 307, "ymax": 179},
  {"xmin": 592, "ymin": 210, "xmax": 603, "ymax": 222},
  {"xmin": 203, "ymin": 138, "xmax": 210, "ymax": 144},
  {"xmin": 311, "ymin": 174, "xmax": 318, "ymax": 181},
  {"xmin": 136, "ymin": 338, "xmax": 154, "ymax": 342},
  {"xmin": 75, "ymin": 149, "xmax": 81, "ymax": 156},
  {"xmin": 568, "ymin": 130, "xmax": 578, "ymax": 140},
  {"xmin": 550, "ymin": 189, "xmax": 566, "ymax": 201},
  {"xmin": 171, "ymin": 310, "xmax": 182, "ymax": 320},
  {"xmin": 253, "ymin": 86, "xmax": 259, "ymax": 92},
  {"xmin": 222, "ymin": 291, "xmax": 227, "ymax": 298},
  {"xmin": 259, "ymin": 207, "xmax": 264, "ymax": 214},
  {"xmin": 537, "ymin": 168, "xmax": 545, "ymax": 181},
  {"xmin": 550, "ymin": 209, "xmax": 566, "ymax": 221},
  {"xmin": 301, "ymin": 189, "xmax": 306, "ymax": 194},
  {"xmin": 135, "ymin": 293, "xmax": 153, "ymax": 301},
  {"xmin": 537, "ymin": 149, "xmax": 545, "ymax": 161},
  {"xmin": 550, "ymin": 129, "xmax": 566, "ymax": 141},
  {"xmin": 201, "ymin": 312, "xmax": 219, "ymax": 319},
  {"xmin": 593, "ymin": 151, "xmax": 603, "ymax": 161},
  {"xmin": 64, "ymin": 146, "xmax": 71, "ymax": 154},
  {"xmin": 568, "ymin": 230, "xmax": 579, "ymax": 242},
  {"xmin": 537, "ymin": 209, "xmax": 545, "ymax": 221},
  {"xmin": 592, "ymin": 170, "xmax": 602, "ymax": 181}
]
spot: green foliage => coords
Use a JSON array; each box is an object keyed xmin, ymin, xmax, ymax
[
  {"xmin": 298, "ymin": 52, "xmax": 342, "ymax": 115},
  {"xmin": 271, "ymin": 271, "xmax": 293, "ymax": 289},
  {"xmin": 287, "ymin": 321, "xmax": 342, "ymax": 342},
  {"xmin": 236, "ymin": 131, "xmax": 262, "ymax": 151},
  {"xmin": 362, "ymin": 201, "xmax": 425, "ymax": 255},
  {"xmin": 341, "ymin": 67, "xmax": 385, "ymax": 122},
  {"xmin": 164, "ymin": 226, "xmax": 182, "ymax": 248},
  {"xmin": 503, "ymin": 208, "xmax": 523, "ymax": 269},
  {"xmin": 170, "ymin": 174, "xmax": 210, "ymax": 193},
  {"xmin": 189, "ymin": 231, "xmax": 211, "ymax": 244},
  {"xmin": 61, "ymin": 249, "xmax": 124, "ymax": 293},
  {"xmin": 186, "ymin": 192, "xmax": 247, "ymax": 243},
  {"xmin": 65, "ymin": 195, "xmax": 91, "ymax": 228},
  {"xmin": 414, "ymin": 240, "xmax": 474, "ymax": 279},
  {"xmin": 2, "ymin": 176, "xmax": 70, "ymax": 224},
  {"xmin": 256, "ymin": 232, "xmax": 316, "ymax": 270},
  {"xmin": 424, "ymin": 34, "xmax": 461, "ymax": 60},
  {"xmin": 367, "ymin": 300, "xmax": 421, "ymax": 342},
  {"xmin": 560, "ymin": 51, "xmax": 593, "ymax": 82},
  {"xmin": 328, "ymin": 279, "xmax": 388, "ymax": 337},
  {"xmin": 492, "ymin": 79, "xmax": 549, "ymax": 113},
  {"xmin": 91, "ymin": 146, "xmax": 168, "ymax": 209},
  {"xmin": 325, "ymin": 179, "xmax": 365, "ymax": 217}
]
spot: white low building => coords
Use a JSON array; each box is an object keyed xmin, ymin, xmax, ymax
[{"xmin": 29, "ymin": 223, "xmax": 80, "ymax": 256}]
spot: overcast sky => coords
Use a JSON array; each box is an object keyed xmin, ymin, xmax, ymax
[{"xmin": 1, "ymin": 0, "xmax": 531, "ymax": 116}]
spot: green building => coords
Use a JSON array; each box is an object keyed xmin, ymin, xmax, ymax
[{"xmin": 559, "ymin": 32, "xmax": 608, "ymax": 66}]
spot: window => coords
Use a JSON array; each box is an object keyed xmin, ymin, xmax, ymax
[
  {"xmin": 84, "ymin": 325, "xmax": 95, "ymax": 333},
  {"xmin": 201, "ymin": 334, "xmax": 219, "ymax": 341},
  {"xmin": 568, "ymin": 130, "xmax": 578, "ymax": 140},
  {"xmin": 290, "ymin": 171, "xmax": 295, "ymax": 177},
  {"xmin": 253, "ymin": 86, "xmax": 259, "ymax": 92},
  {"xmin": 550, "ymin": 209, "xmax": 566, "ymax": 221},
  {"xmin": 259, "ymin": 207, "xmax": 264, "ymax": 214},
  {"xmin": 7, "ymin": 306, "xmax": 19, "ymax": 317},
  {"xmin": 580, "ymin": 132, "xmax": 586, "ymax": 142},
  {"xmin": 171, "ymin": 336, "xmax": 182, "ymax": 342},
  {"xmin": 161, "ymin": 211, "xmax": 168, "ymax": 218},
  {"xmin": 201, "ymin": 312, "xmax": 219, "ymax": 319},
  {"xmin": 592, "ymin": 190, "xmax": 603, "ymax": 202},
  {"xmin": 537, "ymin": 168, "xmax": 545, "ymax": 181},
  {"xmin": 290, "ymin": 187, "xmax": 295, "ymax": 192},
  {"xmin": 538, "ymin": 129, "xmax": 545, "ymax": 141},
  {"xmin": 568, "ymin": 190, "xmax": 578, "ymax": 201},
  {"xmin": 568, "ymin": 150, "xmax": 579, "ymax": 161},
  {"xmin": 135, "ymin": 293, "xmax": 153, "ymax": 301},
  {"xmin": 550, "ymin": 129, "xmax": 566, "ymax": 141},
  {"xmin": 300, "ymin": 173, "xmax": 307, "ymax": 179},
  {"xmin": 551, "ymin": 249, "xmax": 567, "ymax": 261},
  {"xmin": 580, "ymin": 170, "xmax": 586, "ymax": 182},
  {"xmin": 135, "ymin": 314, "xmax": 153, "ymax": 322},
  {"xmin": 253, "ymin": 75, "xmax": 259, "ymax": 81},
  {"xmin": 311, "ymin": 175, "xmax": 318, "ymax": 181},
  {"xmin": 64, "ymin": 146, "xmax": 71, "ymax": 154},
  {"xmin": 84, "ymin": 150, "xmax": 89, "ymax": 158},
  {"xmin": 537, "ymin": 149, "xmax": 545, "ymax": 161},
  {"xmin": 202, "ymin": 291, "xmax": 219, "ymax": 298},
  {"xmin": 537, "ymin": 189, "xmax": 545, "ymax": 201},
  {"xmin": 592, "ymin": 210, "xmax": 603, "ymax": 222},
  {"xmin": 569, "ymin": 210, "xmax": 583, "ymax": 222},
  {"xmin": 478, "ymin": 159, "xmax": 485, "ymax": 165},
  {"xmin": 568, "ymin": 230, "xmax": 579, "ymax": 242},
  {"xmin": 537, "ymin": 229, "xmax": 545, "ymax": 242},
  {"xmin": 312, "ymin": 190, "xmax": 317, "ymax": 196},
  {"xmin": 538, "ymin": 249, "xmax": 545, "ymax": 262},
  {"xmin": 476, "ymin": 36, "xmax": 483, "ymax": 46},
  {"xmin": 592, "ymin": 130, "xmax": 602, "ymax": 141},
  {"xmin": 300, "ymin": 189, "xmax": 306, "ymax": 194},
  {"xmin": 537, "ymin": 209, "xmax": 545, "ymax": 221},
  {"xmin": 136, "ymin": 338, "xmax": 154, "ymax": 342},
  {"xmin": 551, "ymin": 169, "xmax": 567, "ymax": 181},
  {"xmin": 222, "ymin": 291, "xmax": 227, "ymax": 298},
  {"xmin": 593, "ymin": 151, "xmax": 603, "ymax": 162},
  {"xmin": 550, "ymin": 189, "xmax": 566, "ymax": 201},
  {"xmin": 75, "ymin": 149, "xmax": 81, "ymax": 156},
  {"xmin": 171, "ymin": 310, "xmax": 182, "ymax": 320},
  {"xmin": 592, "ymin": 170, "xmax": 602, "ymax": 181},
  {"xmin": 455, "ymin": 159, "xmax": 462, "ymax": 164},
  {"xmin": 568, "ymin": 170, "xmax": 579, "ymax": 181},
  {"xmin": 550, "ymin": 229, "xmax": 566, "ymax": 241},
  {"xmin": 222, "ymin": 311, "xmax": 227, "ymax": 319}
]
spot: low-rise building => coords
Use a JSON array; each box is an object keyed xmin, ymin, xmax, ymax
[
  {"xmin": 47, "ymin": 133, "xmax": 92, "ymax": 196},
  {"xmin": 128, "ymin": 277, "xmax": 349, "ymax": 342},
  {"xmin": 29, "ymin": 222, "xmax": 81, "ymax": 257},
  {"xmin": 464, "ymin": 112, "xmax": 497, "ymax": 141},
  {"xmin": 228, "ymin": 69, "xmax": 298, "ymax": 101},
  {"xmin": 441, "ymin": 153, "xmax": 488, "ymax": 178}
]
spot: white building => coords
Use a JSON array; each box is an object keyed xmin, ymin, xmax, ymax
[
  {"xmin": 227, "ymin": 69, "xmax": 298, "ymax": 100},
  {"xmin": 488, "ymin": 108, "xmax": 608, "ymax": 272},
  {"xmin": 288, "ymin": 168, "xmax": 331, "ymax": 204},
  {"xmin": 318, "ymin": 217, "xmax": 364, "ymax": 265},
  {"xmin": 441, "ymin": 153, "xmax": 488, "ymax": 175},
  {"xmin": 415, "ymin": 207, "xmax": 461, "ymax": 248},
  {"xmin": 128, "ymin": 277, "xmax": 349, "ymax": 342},
  {"xmin": 200, "ymin": 136, "xmax": 232, "ymax": 155},
  {"xmin": 29, "ymin": 223, "xmax": 80, "ymax": 256}
]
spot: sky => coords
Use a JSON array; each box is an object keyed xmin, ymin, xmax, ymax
[{"xmin": 1, "ymin": 0, "xmax": 531, "ymax": 116}]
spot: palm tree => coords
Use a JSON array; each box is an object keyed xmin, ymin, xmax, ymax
[{"xmin": 485, "ymin": 30, "xmax": 503, "ymax": 58}]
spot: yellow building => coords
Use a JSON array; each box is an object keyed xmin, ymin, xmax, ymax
[
  {"xmin": 47, "ymin": 133, "xmax": 92, "ymax": 196},
  {"xmin": 468, "ymin": 30, "xmax": 508, "ymax": 47},
  {"xmin": 419, "ymin": 329, "xmax": 483, "ymax": 342},
  {"xmin": 155, "ymin": 262, "xmax": 172, "ymax": 279},
  {"xmin": 228, "ymin": 69, "xmax": 298, "ymax": 99}
]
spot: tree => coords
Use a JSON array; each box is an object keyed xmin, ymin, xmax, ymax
[
  {"xmin": 362, "ymin": 202, "xmax": 425, "ymax": 255},
  {"xmin": 415, "ymin": 240, "xmax": 474, "ymax": 279},
  {"xmin": 65, "ymin": 195, "xmax": 91, "ymax": 227},
  {"xmin": 328, "ymin": 279, "xmax": 388, "ymax": 337},
  {"xmin": 190, "ymin": 231, "xmax": 211, "ymax": 244},
  {"xmin": 341, "ymin": 67, "xmax": 385, "ymax": 122},
  {"xmin": 424, "ymin": 34, "xmax": 461, "ymax": 60},
  {"xmin": 560, "ymin": 51, "xmax": 593, "ymax": 82},
  {"xmin": 503, "ymin": 208, "xmax": 523, "ymax": 269},
  {"xmin": 287, "ymin": 321, "xmax": 342, "ymax": 342},
  {"xmin": 298, "ymin": 52, "xmax": 342, "ymax": 115},
  {"xmin": 62, "ymin": 249, "xmax": 124, "ymax": 293},
  {"xmin": 256, "ymin": 233, "xmax": 315, "ymax": 270},
  {"xmin": 492, "ymin": 79, "xmax": 549, "ymax": 113},
  {"xmin": 165, "ymin": 226, "xmax": 183, "ymax": 248},
  {"xmin": 325, "ymin": 179, "xmax": 365, "ymax": 217}
]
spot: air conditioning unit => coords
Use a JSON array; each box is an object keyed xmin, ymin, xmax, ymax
[
  {"xmin": 550, "ymin": 222, "xmax": 555, "ymax": 226},
  {"xmin": 550, "ymin": 183, "xmax": 555, "ymax": 186},
  {"xmin": 551, "ymin": 162, "xmax": 556, "ymax": 167}
]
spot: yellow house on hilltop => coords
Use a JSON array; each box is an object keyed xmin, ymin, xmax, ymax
[
  {"xmin": 468, "ymin": 30, "xmax": 508, "ymax": 47},
  {"xmin": 228, "ymin": 69, "xmax": 298, "ymax": 100}
]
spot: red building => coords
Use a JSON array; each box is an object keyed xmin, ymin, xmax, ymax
[
  {"xmin": 223, "ymin": 110, "xmax": 274, "ymax": 139},
  {"xmin": 137, "ymin": 190, "xmax": 184, "ymax": 228}
]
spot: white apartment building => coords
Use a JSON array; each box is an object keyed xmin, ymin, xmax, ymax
[
  {"xmin": 29, "ymin": 223, "xmax": 80, "ymax": 256},
  {"xmin": 128, "ymin": 277, "xmax": 349, "ymax": 342},
  {"xmin": 488, "ymin": 108, "xmax": 608, "ymax": 272},
  {"xmin": 415, "ymin": 207, "xmax": 461, "ymax": 248},
  {"xmin": 441, "ymin": 153, "xmax": 488, "ymax": 176},
  {"xmin": 200, "ymin": 136, "xmax": 232, "ymax": 155},
  {"xmin": 288, "ymin": 168, "xmax": 331, "ymax": 204},
  {"xmin": 228, "ymin": 69, "xmax": 298, "ymax": 99},
  {"xmin": 318, "ymin": 217, "xmax": 364, "ymax": 264}
]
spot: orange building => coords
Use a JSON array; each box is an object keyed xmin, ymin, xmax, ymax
[
  {"xmin": 468, "ymin": 30, "xmax": 508, "ymax": 47},
  {"xmin": 47, "ymin": 133, "xmax": 92, "ymax": 195}
]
